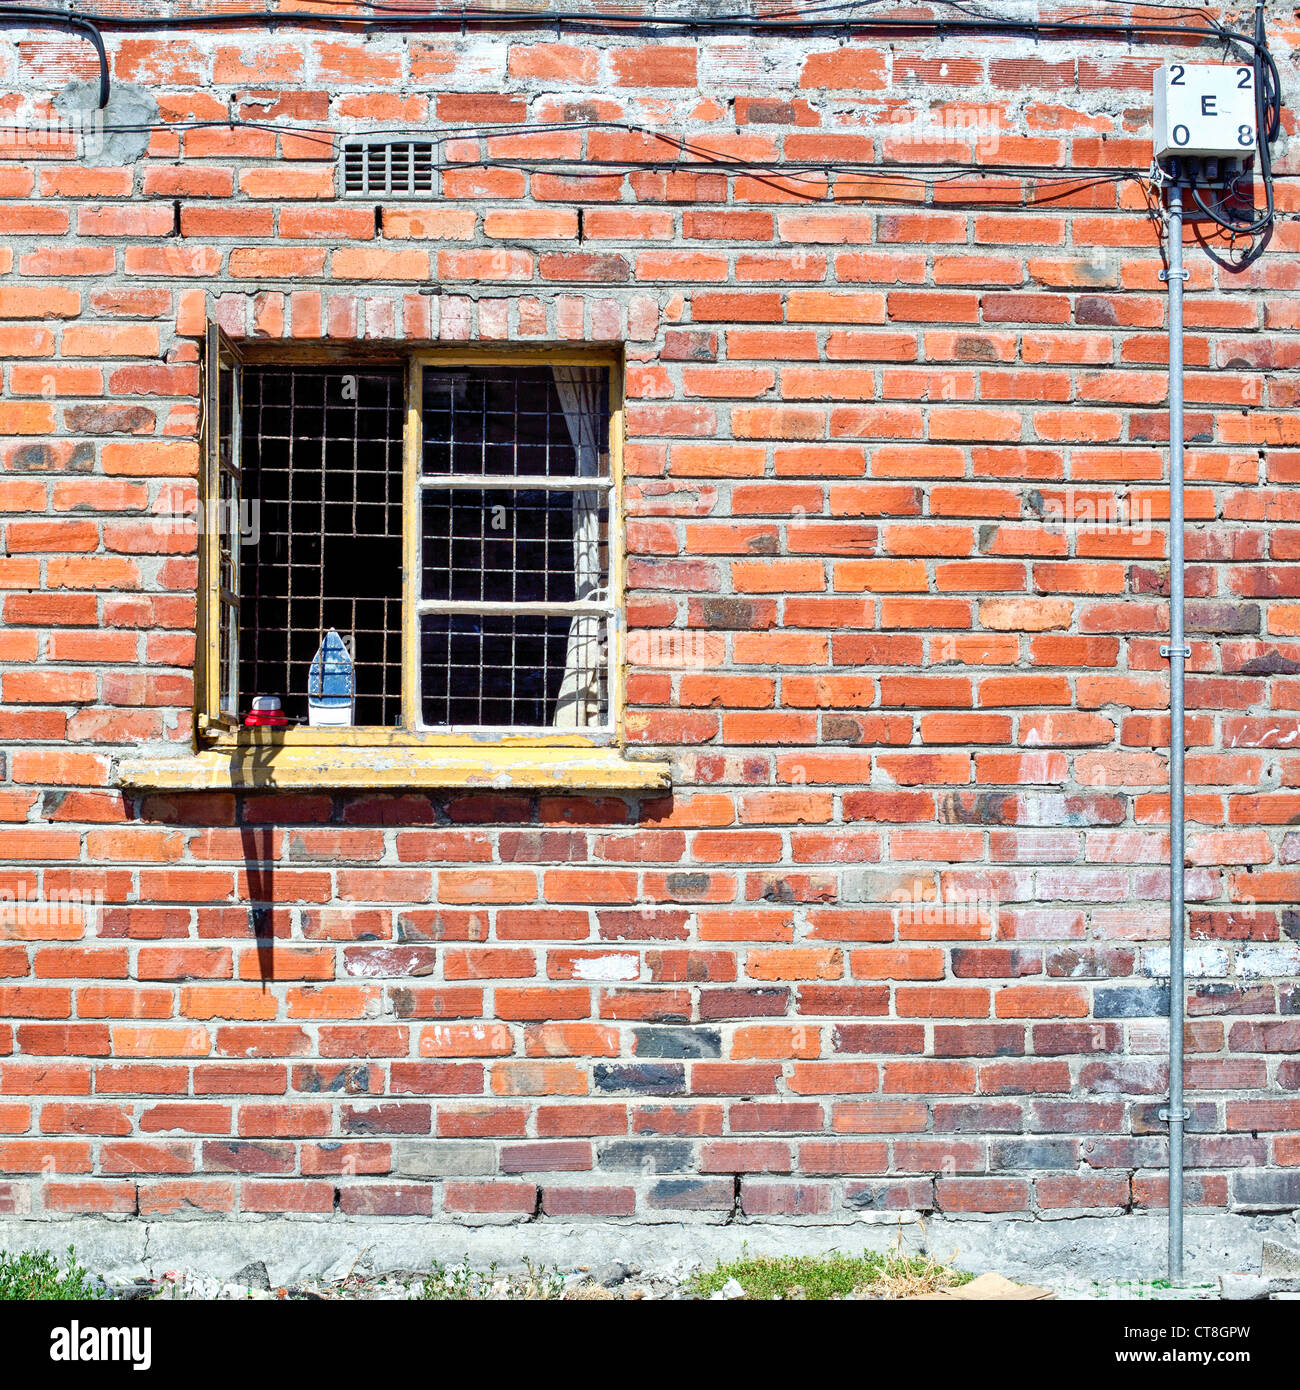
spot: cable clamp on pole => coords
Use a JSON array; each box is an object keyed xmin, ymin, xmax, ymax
[
  {"xmin": 1159, "ymin": 1107, "xmax": 1191, "ymax": 1123},
  {"xmin": 1159, "ymin": 269, "xmax": 1190, "ymax": 282},
  {"xmin": 1160, "ymin": 644, "xmax": 1191, "ymax": 658}
]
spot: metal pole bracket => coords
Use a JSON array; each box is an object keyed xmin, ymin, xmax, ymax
[
  {"xmin": 1159, "ymin": 1106, "xmax": 1191, "ymax": 1123},
  {"xmin": 1160, "ymin": 644, "xmax": 1191, "ymax": 658},
  {"xmin": 1159, "ymin": 269, "xmax": 1190, "ymax": 282}
]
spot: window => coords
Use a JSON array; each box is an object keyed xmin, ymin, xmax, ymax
[{"xmin": 197, "ymin": 329, "xmax": 620, "ymax": 749}]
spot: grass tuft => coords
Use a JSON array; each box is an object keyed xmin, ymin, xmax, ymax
[{"xmin": 688, "ymin": 1246, "xmax": 972, "ymax": 1301}]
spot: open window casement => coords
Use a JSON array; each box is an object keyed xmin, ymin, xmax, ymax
[{"xmin": 198, "ymin": 324, "xmax": 244, "ymax": 736}]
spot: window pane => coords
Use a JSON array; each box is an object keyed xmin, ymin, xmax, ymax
[
  {"xmin": 420, "ymin": 612, "xmax": 608, "ymax": 728},
  {"xmin": 421, "ymin": 487, "xmax": 611, "ymax": 607},
  {"xmin": 421, "ymin": 364, "xmax": 609, "ymax": 479}
]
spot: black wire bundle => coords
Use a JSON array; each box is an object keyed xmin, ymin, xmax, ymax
[
  {"xmin": 1187, "ymin": 1, "xmax": 1279, "ymax": 253},
  {"xmin": 0, "ymin": 0, "xmax": 1281, "ymax": 246},
  {"xmin": 0, "ymin": 0, "xmax": 1281, "ymax": 108},
  {"xmin": 0, "ymin": 3, "xmax": 108, "ymax": 107}
]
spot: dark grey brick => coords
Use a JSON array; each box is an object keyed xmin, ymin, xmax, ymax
[
  {"xmin": 647, "ymin": 1178, "xmax": 734, "ymax": 1211},
  {"xmin": 1094, "ymin": 983, "xmax": 1170, "ymax": 1018},
  {"xmin": 1082, "ymin": 1137, "xmax": 1165, "ymax": 1169},
  {"xmin": 990, "ymin": 1139, "xmax": 1078, "ymax": 1170},
  {"xmin": 592, "ymin": 1063, "xmax": 685, "ymax": 1095},
  {"xmin": 632, "ymin": 1026, "xmax": 721, "ymax": 1059},
  {"xmin": 598, "ymin": 1140, "xmax": 693, "ymax": 1174},
  {"xmin": 1233, "ymin": 1171, "xmax": 1300, "ymax": 1211}
]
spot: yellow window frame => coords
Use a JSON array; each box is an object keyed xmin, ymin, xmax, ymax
[
  {"xmin": 196, "ymin": 322, "xmax": 245, "ymax": 737},
  {"xmin": 196, "ymin": 342, "xmax": 628, "ymax": 753}
]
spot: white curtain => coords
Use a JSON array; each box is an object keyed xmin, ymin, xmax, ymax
[{"xmin": 551, "ymin": 365, "xmax": 604, "ymax": 727}]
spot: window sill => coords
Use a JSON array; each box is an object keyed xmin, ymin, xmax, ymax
[{"xmin": 116, "ymin": 746, "xmax": 671, "ymax": 794}]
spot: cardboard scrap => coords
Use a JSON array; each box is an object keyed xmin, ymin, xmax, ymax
[{"xmin": 908, "ymin": 1272, "xmax": 1055, "ymax": 1301}]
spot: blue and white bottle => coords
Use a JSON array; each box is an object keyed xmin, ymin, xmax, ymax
[{"xmin": 307, "ymin": 628, "xmax": 355, "ymax": 728}]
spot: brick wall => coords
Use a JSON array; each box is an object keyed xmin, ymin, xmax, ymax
[{"xmin": 2, "ymin": 6, "xmax": 1300, "ymax": 1235}]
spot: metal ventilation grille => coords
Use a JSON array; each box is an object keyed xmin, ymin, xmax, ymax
[{"xmin": 341, "ymin": 139, "xmax": 436, "ymax": 197}]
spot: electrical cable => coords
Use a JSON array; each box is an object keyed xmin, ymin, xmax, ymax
[
  {"xmin": 0, "ymin": 109, "xmax": 1151, "ymax": 205},
  {"xmin": 0, "ymin": 1, "xmax": 1278, "ymax": 237},
  {"xmin": 0, "ymin": 1, "xmax": 1280, "ymax": 57},
  {"xmin": 1182, "ymin": 1, "xmax": 1277, "ymax": 261},
  {"xmin": 0, "ymin": 5, "xmax": 107, "ymax": 108}
]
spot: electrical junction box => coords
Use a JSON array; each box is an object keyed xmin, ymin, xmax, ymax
[{"xmin": 1153, "ymin": 62, "xmax": 1257, "ymax": 160}]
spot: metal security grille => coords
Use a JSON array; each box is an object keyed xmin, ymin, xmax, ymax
[
  {"xmin": 238, "ymin": 367, "xmax": 405, "ymax": 727},
  {"xmin": 341, "ymin": 139, "xmax": 436, "ymax": 197},
  {"xmin": 418, "ymin": 365, "xmax": 612, "ymax": 730},
  {"xmin": 419, "ymin": 611, "xmax": 607, "ymax": 730}
]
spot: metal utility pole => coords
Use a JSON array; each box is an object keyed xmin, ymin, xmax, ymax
[{"xmin": 1161, "ymin": 180, "xmax": 1188, "ymax": 1284}]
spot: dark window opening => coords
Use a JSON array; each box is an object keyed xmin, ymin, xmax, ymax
[
  {"xmin": 421, "ymin": 364, "xmax": 604, "ymax": 479},
  {"xmin": 421, "ymin": 487, "xmax": 585, "ymax": 607},
  {"xmin": 238, "ymin": 366, "xmax": 405, "ymax": 727},
  {"xmin": 419, "ymin": 612, "xmax": 595, "ymax": 729}
]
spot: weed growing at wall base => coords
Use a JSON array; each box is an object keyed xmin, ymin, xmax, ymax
[
  {"xmin": 688, "ymin": 1248, "xmax": 973, "ymax": 1300},
  {"xmin": 0, "ymin": 1248, "xmax": 102, "ymax": 1301}
]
